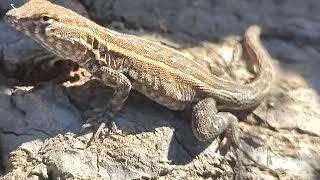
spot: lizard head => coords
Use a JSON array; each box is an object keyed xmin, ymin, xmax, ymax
[{"xmin": 5, "ymin": 0, "xmax": 101, "ymax": 59}]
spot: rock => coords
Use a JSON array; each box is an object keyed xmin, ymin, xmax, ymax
[{"xmin": 0, "ymin": 85, "xmax": 82, "ymax": 168}]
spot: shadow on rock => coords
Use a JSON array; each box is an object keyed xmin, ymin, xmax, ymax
[{"xmin": 66, "ymin": 80, "xmax": 214, "ymax": 165}]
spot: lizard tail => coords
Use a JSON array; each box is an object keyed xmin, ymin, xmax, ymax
[{"xmin": 242, "ymin": 25, "xmax": 273, "ymax": 104}]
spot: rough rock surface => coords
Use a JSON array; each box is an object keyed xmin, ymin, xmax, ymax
[{"xmin": 0, "ymin": 0, "xmax": 319, "ymax": 179}]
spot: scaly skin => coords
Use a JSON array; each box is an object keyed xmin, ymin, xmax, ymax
[{"xmin": 5, "ymin": 0, "xmax": 273, "ymax": 146}]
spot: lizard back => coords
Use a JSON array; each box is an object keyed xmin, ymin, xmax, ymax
[{"xmin": 5, "ymin": 0, "xmax": 273, "ymax": 111}]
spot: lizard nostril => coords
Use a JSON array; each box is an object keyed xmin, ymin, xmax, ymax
[
  {"xmin": 5, "ymin": 9, "xmax": 20, "ymax": 24},
  {"xmin": 6, "ymin": 8, "xmax": 18, "ymax": 16}
]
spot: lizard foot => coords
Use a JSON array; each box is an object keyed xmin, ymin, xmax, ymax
[{"xmin": 80, "ymin": 109, "xmax": 117, "ymax": 146}]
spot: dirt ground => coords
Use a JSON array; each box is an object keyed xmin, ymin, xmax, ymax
[{"xmin": 0, "ymin": 0, "xmax": 319, "ymax": 179}]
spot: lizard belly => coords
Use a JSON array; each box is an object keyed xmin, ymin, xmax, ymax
[{"xmin": 130, "ymin": 80, "xmax": 193, "ymax": 111}]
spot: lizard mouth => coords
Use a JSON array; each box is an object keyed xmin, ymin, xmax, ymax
[
  {"xmin": 4, "ymin": 15, "xmax": 16, "ymax": 26},
  {"xmin": 5, "ymin": 7, "xmax": 35, "ymax": 33},
  {"xmin": 5, "ymin": 15, "xmax": 29, "ymax": 32},
  {"xmin": 4, "ymin": 15, "xmax": 18, "ymax": 25},
  {"xmin": 5, "ymin": 15, "xmax": 39, "ymax": 36}
]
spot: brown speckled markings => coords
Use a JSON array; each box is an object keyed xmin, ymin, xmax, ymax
[{"xmin": 5, "ymin": 0, "xmax": 274, "ymax": 171}]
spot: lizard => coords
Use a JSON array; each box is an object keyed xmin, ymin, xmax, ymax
[{"xmin": 5, "ymin": 0, "xmax": 274, "ymax": 170}]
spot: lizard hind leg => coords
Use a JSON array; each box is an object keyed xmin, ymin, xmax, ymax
[
  {"xmin": 191, "ymin": 97, "xmax": 240, "ymax": 146},
  {"xmin": 192, "ymin": 98, "xmax": 279, "ymax": 175}
]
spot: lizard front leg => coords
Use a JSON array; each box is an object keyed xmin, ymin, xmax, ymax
[
  {"xmin": 95, "ymin": 65, "xmax": 132, "ymax": 114},
  {"xmin": 82, "ymin": 60, "xmax": 132, "ymax": 138},
  {"xmin": 191, "ymin": 98, "xmax": 239, "ymax": 145}
]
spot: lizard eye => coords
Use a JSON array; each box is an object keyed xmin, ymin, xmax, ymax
[
  {"xmin": 40, "ymin": 15, "xmax": 53, "ymax": 23},
  {"xmin": 42, "ymin": 16, "xmax": 50, "ymax": 21}
]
